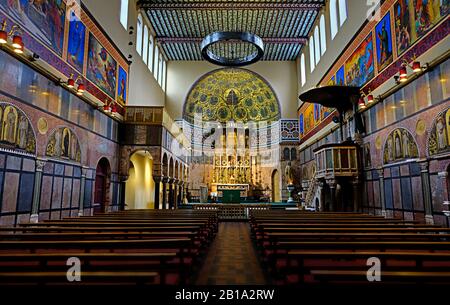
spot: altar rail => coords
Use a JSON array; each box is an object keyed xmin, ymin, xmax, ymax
[{"xmin": 191, "ymin": 204, "xmax": 270, "ymax": 220}]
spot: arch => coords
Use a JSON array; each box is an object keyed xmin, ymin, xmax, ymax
[
  {"xmin": 427, "ymin": 107, "xmax": 450, "ymax": 156},
  {"xmin": 383, "ymin": 128, "xmax": 419, "ymax": 164},
  {"xmin": 183, "ymin": 68, "xmax": 281, "ymax": 124},
  {"xmin": 309, "ymin": 36, "xmax": 315, "ymax": 72},
  {"xmin": 314, "ymin": 26, "xmax": 320, "ymax": 65},
  {"xmin": 136, "ymin": 13, "xmax": 143, "ymax": 55},
  {"xmin": 330, "ymin": 0, "xmax": 338, "ymax": 39},
  {"xmin": 291, "ymin": 147, "xmax": 297, "ymax": 161},
  {"xmin": 300, "ymin": 53, "xmax": 306, "ymax": 86},
  {"xmin": 271, "ymin": 169, "xmax": 281, "ymax": 202},
  {"xmin": 174, "ymin": 160, "xmax": 179, "ymax": 179},
  {"xmin": 0, "ymin": 102, "xmax": 36, "ymax": 155},
  {"xmin": 162, "ymin": 153, "xmax": 168, "ymax": 177},
  {"xmin": 320, "ymin": 15, "xmax": 327, "ymax": 55},
  {"xmin": 283, "ymin": 147, "xmax": 290, "ymax": 161},
  {"xmin": 45, "ymin": 126, "xmax": 82, "ymax": 163},
  {"xmin": 125, "ymin": 150, "xmax": 155, "ymax": 209},
  {"xmin": 168, "ymin": 157, "xmax": 174, "ymax": 178},
  {"xmin": 94, "ymin": 157, "xmax": 111, "ymax": 213}
]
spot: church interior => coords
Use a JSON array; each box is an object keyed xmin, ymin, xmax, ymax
[{"xmin": 0, "ymin": 0, "xmax": 449, "ymax": 296}]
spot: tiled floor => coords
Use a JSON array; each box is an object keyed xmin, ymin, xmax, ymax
[{"xmin": 195, "ymin": 222, "xmax": 268, "ymax": 285}]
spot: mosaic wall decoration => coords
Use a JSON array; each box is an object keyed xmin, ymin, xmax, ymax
[
  {"xmin": 0, "ymin": 103, "xmax": 35, "ymax": 154},
  {"xmin": 67, "ymin": 9, "xmax": 86, "ymax": 73},
  {"xmin": 183, "ymin": 68, "xmax": 280, "ymax": 124},
  {"xmin": 46, "ymin": 127, "xmax": 81, "ymax": 163},
  {"xmin": 345, "ymin": 33, "xmax": 375, "ymax": 87},
  {"xmin": 87, "ymin": 33, "xmax": 117, "ymax": 99},
  {"xmin": 383, "ymin": 128, "xmax": 419, "ymax": 164},
  {"xmin": 428, "ymin": 107, "xmax": 450, "ymax": 156},
  {"xmin": 280, "ymin": 120, "xmax": 299, "ymax": 142},
  {"xmin": 0, "ymin": 0, "xmax": 66, "ymax": 55},
  {"xmin": 375, "ymin": 11, "xmax": 394, "ymax": 71},
  {"xmin": 394, "ymin": 0, "xmax": 449, "ymax": 55}
]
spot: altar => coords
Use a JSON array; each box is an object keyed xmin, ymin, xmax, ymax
[{"xmin": 212, "ymin": 183, "xmax": 249, "ymax": 199}]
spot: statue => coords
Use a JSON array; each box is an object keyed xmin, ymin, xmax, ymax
[{"xmin": 284, "ymin": 162, "xmax": 294, "ymax": 185}]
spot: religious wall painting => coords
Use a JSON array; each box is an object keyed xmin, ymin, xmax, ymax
[
  {"xmin": 46, "ymin": 127, "xmax": 81, "ymax": 162},
  {"xmin": 344, "ymin": 33, "xmax": 375, "ymax": 87},
  {"xmin": 303, "ymin": 104, "xmax": 314, "ymax": 135},
  {"xmin": 336, "ymin": 66, "xmax": 345, "ymax": 86},
  {"xmin": 0, "ymin": 103, "xmax": 36, "ymax": 154},
  {"xmin": 299, "ymin": 113, "xmax": 304, "ymax": 136},
  {"xmin": 67, "ymin": 10, "xmax": 86, "ymax": 73},
  {"xmin": 394, "ymin": 0, "xmax": 448, "ymax": 56},
  {"xmin": 320, "ymin": 106, "xmax": 333, "ymax": 121},
  {"xmin": 364, "ymin": 142, "xmax": 372, "ymax": 168},
  {"xmin": 375, "ymin": 11, "xmax": 394, "ymax": 71},
  {"xmin": 428, "ymin": 107, "xmax": 450, "ymax": 156},
  {"xmin": 0, "ymin": 0, "xmax": 66, "ymax": 55},
  {"xmin": 87, "ymin": 33, "xmax": 117, "ymax": 98},
  {"xmin": 117, "ymin": 66, "xmax": 127, "ymax": 105},
  {"xmin": 383, "ymin": 128, "xmax": 419, "ymax": 164},
  {"xmin": 314, "ymin": 104, "xmax": 321, "ymax": 125}
]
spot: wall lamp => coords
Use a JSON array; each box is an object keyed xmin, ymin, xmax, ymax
[
  {"xmin": 394, "ymin": 57, "xmax": 429, "ymax": 84},
  {"xmin": 63, "ymin": 74, "xmax": 85, "ymax": 95},
  {"xmin": 358, "ymin": 89, "xmax": 380, "ymax": 110},
  {"xmin": 0, "ymin": 20, "xmax": 24, "ymax": 54},
  {"xmin": 102, "ymin": 101, "xmax": 117, "ymax": 115}
]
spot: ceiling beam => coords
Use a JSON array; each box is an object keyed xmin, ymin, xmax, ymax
[
  {"xmin": 157, "ymin": 37, "xmax": 308, "ymax": 45},
  {"xmin": 138, "ymin": 1, "xmax": 323, "ymax": 11}
]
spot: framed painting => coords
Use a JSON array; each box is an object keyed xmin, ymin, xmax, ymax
[
  {"xmin": 344, "ymin": 33, "xmax": 375, "ymax": 87},
  {"xmin": 87, "ymin": 33, "xmax": 117, "ymax": 98},
  {"xmin": 375, "ymin": 11, "xmax": 394, "ymax": 71},
  {"xmin": 0, "ymin": 0, "xmax": 66, "ymax": 55},
  {"xmin": 117, "ymin": 66, "xmax": 127, "ymax": 104},
  {"xmin": 67, "ymin": 10, "xmax": 86, "ymax": 73}
]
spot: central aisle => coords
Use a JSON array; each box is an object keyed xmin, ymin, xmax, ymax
[{"xmin": 195, "ymin": 222, "xmax": 268, "ymax": 285}]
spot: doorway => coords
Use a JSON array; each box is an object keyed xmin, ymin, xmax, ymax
[{"xmin": 94, "ymin": 157, "xmax": 111, "ymax": 213}]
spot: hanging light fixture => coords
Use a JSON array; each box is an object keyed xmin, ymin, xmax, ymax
[
  {"xmin": 0, "ymin": 21, "xmax": 25, "ymax": 52},
  {"xmin": 111, "ymin": 103, "xmax": 117, "ymax": 115},
  {"xmin": 77, "ymin": 83, "xmax": 85, "ymax": 94},
  {"xmin": 103, "ymin": 102, "xmax": 111, "ymax": 113},
  {"xmin": 399, "ymin": 66, "xmax": 407, "ymax": 78},
  {"xmin": 367, "ymin": 94, "xmax": 374, "ymax": 104}
]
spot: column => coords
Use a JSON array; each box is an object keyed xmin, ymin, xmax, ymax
[
  {"xmin": 327, "ymin": 179, "xmax": 337, "ymax": 212},
  {"xmin": 420, "ymin": 161, "xmax": 434, "ymax": 225},
  {"xmin": 30, "ymin": 158, "xmax": 47, "ymax": 223},
  {"xmin": 172, "ymin": 179, "xmax": 178, "ymax": 209},
  {"xmin": 78, "ymin": 166, "xmax": 89, "ymax": 216},
  {"xmin": 118, "ymin": 175, "xmax": 128, "ymax": 211},
  {"xmin": 377, "ymin": 167, "xmax": 387, "ymax": 217},
  {"xmin": 162, "ymin": 177, "xmax": 168, "ymax": 210},
  {"xmin": 153, "ymin": 176, "xmax": 161, "ymax": 210},
  {"xmin": 352, "ymin": 179, "xmax": 360, "ymax": 212},
  {"xmin": 318, "ymin": 181, "xmax": 325, "ymax": 211}
]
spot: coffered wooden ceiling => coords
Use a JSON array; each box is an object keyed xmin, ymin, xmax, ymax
[{"xmin": 137, "ymin": 0, "xmax": 325, "ymax": 61}]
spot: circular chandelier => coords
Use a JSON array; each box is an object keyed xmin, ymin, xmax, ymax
[{"xmin": 201, "ymin": 31, "xmax": 264, "ymax": 67}]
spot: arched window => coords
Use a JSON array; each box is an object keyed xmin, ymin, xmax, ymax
[
  {"xmin": 154, "ymin": 46, "xmax": 159, "ymax": 80},
  {"xmin": 309, "ymin": 37, "xmax": 315, "ymax": 72},
  {"xmin": 143, "ymin": 25, "xmax": 149, "ymax": 64},
  {"xmin": 148, "ymin": 35, "xmax": 154, "ymax": 72},
  {"xmin": 136, "ymin": 14, "xmax": 143, "ymax": 55},
  {"xmin": 158, "ymin": 55, "xmax": 163, "ymax": 86},
  {"xmin": 162, "ymin": 60, "xmax": 166, "ymax": 91},
  {"xmin": 120, "ymin": 0, "xmax": 129, "ymax": 29},
  {"xmin": 338, "ymin": 0, "xmax": 347, "ymax": 26},
  {"xmin": 330, "ymin": 0, "xmax": 338, "ymax": 39},
  {"xmin": 320, "ymin": 15, "xmax": 326, "ymax": 55},
  {"xmin": 300, "ymin": 53, "xmax": 306, "ymax": 86},
  {"xmin": 283, "ymin": 148, "xmax": 290, "ymax": 161},
  {"xmin": 314, "ymin": 26, "xmax": 320, "ymax": 65},
  {"xmin": 291, "ymin": 148, "xmax": 297, "ymax": 161}
]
